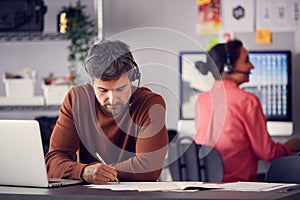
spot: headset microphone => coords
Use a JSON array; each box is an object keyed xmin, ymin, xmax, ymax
[
  {"xmin": 224, "ymin": 65, "xmax": 250, "ymax": 75},
  {"xmin": 232, "ymin": 70, "xmax": 251, "ymax": 75}
]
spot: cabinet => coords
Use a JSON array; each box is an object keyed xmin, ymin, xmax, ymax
[
  {"xmin": 0, "ymin": 105, "xmax": 60, "ymax": 120},
  {"xmin": 0, "ymin": 0, "xmax": 96, "ymax": 119},
  {"xmin": 0, "ymin": 32, "xmax": 70, "ymax": 121},
  {"xmin": 0, "ymin": 32, "xmax": 67, "ymax": 43},
  {"xmin": 0, "ymin": 32, "xmax": 70, "ymax": 111},
  {"xmin": 0, "ymin": 105, "xmax": 60, "ymax": 111}
]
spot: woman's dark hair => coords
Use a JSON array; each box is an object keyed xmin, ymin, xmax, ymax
[
  {"xmin": 195, "ymin": 39, "xmax": 243, "ymax": 80},
  {"xmin": 85, "ymin": 40, "xmax": 135, "ymax": 81}
]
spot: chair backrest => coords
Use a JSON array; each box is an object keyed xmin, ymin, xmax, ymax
[
  {"xmin": 265, "ymin": 156, "xmax": 300, "ymax": 184},
  {"xmin": 35, "ymin": 116, "xmax": 58, "ymax": 154},
  {"xmin": 168, "ymin": 135, "xmax": 224, "ymax": 182}
]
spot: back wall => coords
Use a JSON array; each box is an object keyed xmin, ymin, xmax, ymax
[{"xmin": 102, "ymin": 0, "xmax": 300, "ymax": 136}]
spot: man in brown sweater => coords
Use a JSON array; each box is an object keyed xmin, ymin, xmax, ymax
[{"xmin": 45, "ymin": 40, "xmax": 168, "ymax": 184}]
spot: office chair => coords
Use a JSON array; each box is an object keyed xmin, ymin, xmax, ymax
[
  {"xmin": 167, "ymin": 129, "xmax": 178, "ymax": 143},
  {"xmin": 265, "ymin": 156, "xmax": 300, "ymax": 184},
  {"xmin": 35, "ymin": 116, "xmax": 58, "ymax": 155},
  {"xmin": 168, "ymin": 135, "xmax": 224, "ymax": 182}
]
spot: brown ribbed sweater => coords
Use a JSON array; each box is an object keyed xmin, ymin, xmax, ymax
[{"xmin": 45, "ymin": 84, "xmax": 168, "ymax": 181}]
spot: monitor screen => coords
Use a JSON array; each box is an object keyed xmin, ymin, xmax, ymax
[
  {"xmin": 242, "ymin": 51, "xmax": 292, "ymax": 122},
  {"xmin": 179, "ymin": 51, "xmax": 214, "ymax": 120},
  {"xmin": 179, "ymin": 50, "xmax": 293, "ymax": 136}
]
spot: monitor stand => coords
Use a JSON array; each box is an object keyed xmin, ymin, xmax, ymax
[
  {"xmin": 177, "ymin": 120, "xmax": 293, "ymax": 138},
  {"xmin": 267, "ymin": 121, "xmax": 293, "ymax": 136}
]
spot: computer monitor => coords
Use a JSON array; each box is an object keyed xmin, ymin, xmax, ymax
[
  {"xmin": 178, "ymin": 50, "xmax": 293, "ymax": 137},
  {"xmin": 178, "ymin": 51, "xmax": 214, "ymax": 138},
  {"xmin": 242, "ymin": 51, "xmax": 292, "ymax": 136}
]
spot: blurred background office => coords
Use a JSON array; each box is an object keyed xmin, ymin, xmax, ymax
[{"xmin": 0, "ymin": 0, "xmax": 299, "ymax": 178}]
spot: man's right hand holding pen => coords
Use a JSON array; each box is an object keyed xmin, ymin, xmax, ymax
[{"xmin": 81, "ymin": 162, "xmax": 119, "ymax": 184}]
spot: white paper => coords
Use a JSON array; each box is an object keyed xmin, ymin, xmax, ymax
[
  {"xmin": 221, "ymin": 0, "xmax": 254, "ymax": 32},
  {"xmin": 86, "ymin": 181, "xmax": 299, "ymax": 192},
  {"xmin": 256, "ymin": 0, "xmax": 293, "ymax": 32},
  {"xmin": 86, "ymin": 181, "xmax": 222, "ymax": 192},
  {"xmin": 292, "ymin": 0, "xmax": 300, "ymax": 29},
  {"xmin": 221, "ymin": 182, "xmax": 298, "ymax": 192}
]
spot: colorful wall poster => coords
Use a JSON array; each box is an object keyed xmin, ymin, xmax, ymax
[{"xmin": 196, "ymin": 0, "xmax": 221, "ymax": 34}]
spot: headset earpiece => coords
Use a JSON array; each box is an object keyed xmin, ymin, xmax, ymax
[
  {"xmin": 130, "ymin": 61, "xmax": 141, "ymax": 82},
  {"xmin": 129, "ymin": 61, "xmax": 141, "ymax": 107},
  {"xmin": 223, "ymin": 63, "xmax": 234, "ymax": 73},
  {"xmin": 223, "ymin": 43, "xmax": 234, "ymax": 73}
]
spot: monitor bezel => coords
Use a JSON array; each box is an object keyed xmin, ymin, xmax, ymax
[{"xmin": 179, "ymin": 51, "xmax": 207, "ymax": 120}]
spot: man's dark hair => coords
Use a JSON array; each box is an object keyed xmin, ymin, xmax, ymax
[{"xmin": 85, "ymin": 40, "xmax": 135, "ymax": 81}]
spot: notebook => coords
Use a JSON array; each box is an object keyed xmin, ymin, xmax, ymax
[{"xmin": 0, "ymin": 119, "xmax": 82, "ymax": 188}]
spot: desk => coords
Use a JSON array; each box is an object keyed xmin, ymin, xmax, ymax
[{"xmin": 1, "ymin": 184, "xmax": 300, "ymax": 200}]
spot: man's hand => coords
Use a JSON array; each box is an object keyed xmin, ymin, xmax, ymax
[{"xmin": 81, "ymin": 163, "xmax": 118, "ymax": 184}]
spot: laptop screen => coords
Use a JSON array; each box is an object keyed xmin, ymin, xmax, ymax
[{"xmin": 0, "ymin": 120, "xmax": 50, "ymax": 187}]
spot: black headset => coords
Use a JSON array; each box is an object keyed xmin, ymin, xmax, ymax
[
  {"xmin": 85, "ymin": 55, "xmax": 141, "ymax": 107},
  {"xmin": 129, "ymin": 60, "xmax": 141, "ymax": 82},
  {"xmin": 84, "ymin": 55, "xmax": 141, "ymax": 82},
  {"xmin": 223, "ymin": 43, "xmax": 234, "ymax": 73},
  {"xmin": 222, "ymin": 43, "xmax": 250, "ymax": 75}
]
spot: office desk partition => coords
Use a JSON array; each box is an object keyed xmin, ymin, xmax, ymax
[{"xmin": 1, "ymin": 184, "xmax": 300, "ymax": 200}]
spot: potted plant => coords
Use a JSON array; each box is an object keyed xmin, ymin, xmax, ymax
[
  {"xmin": 59, "ymin": 0, "xmax": 97, "ymax": 84},
  {"xmin": 42, "ymin": 0, "xmax": 97, "ymax": 105}
]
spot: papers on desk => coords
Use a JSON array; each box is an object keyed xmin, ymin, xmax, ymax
[
  {"xmin": 221, "ymin": 182, "xmax": 298, "ymax": 192},
  {"xmin": 86, "ymin": 181, "xmax": 300, "ymax": 192},
  {"xmin": 86, "ymin": 181, "xmax": 222, "ymax": 192}
]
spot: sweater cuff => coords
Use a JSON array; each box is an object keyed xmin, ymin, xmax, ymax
[
  {"xmin": 76, "ymin": 163, "xmax": 88, "ymax": 181},
  {"xmin": 282, "ymin": 143, "xmax": 292, "ymax": 156}
]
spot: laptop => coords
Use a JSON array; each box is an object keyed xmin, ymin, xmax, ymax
[{"xmin": 0, "ymin": 119, "xmax": 82, "ymax": 188}]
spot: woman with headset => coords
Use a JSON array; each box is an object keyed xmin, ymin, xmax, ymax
[{"xmin": 194, "ymin": 39, "xmax": 300, "ymax": 182}]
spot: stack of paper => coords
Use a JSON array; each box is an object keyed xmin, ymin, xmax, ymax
[
  {"xmin": 87, "ymin": 181, "xmax": 222, "ymax": 192},
  {"xmin": 86, "ymin": 181, "xmax": 299, "ymax": 192},
  {"xmin": 221, "ymin": 182, "xmax": 298, "ymax": 192}
]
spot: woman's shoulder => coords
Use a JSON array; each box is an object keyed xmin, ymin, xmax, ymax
[
  {"xmin": 239, "ymin": 88, "xmax": 260, "ymax": 101},
  {"xmin": 236, "ymin": 89, "xmax": 262, "ymax": 109}
]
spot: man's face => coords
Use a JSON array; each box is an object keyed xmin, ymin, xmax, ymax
[{"xmin": 92, "ymin": 73, "xmax": 132, "ymax": 115}]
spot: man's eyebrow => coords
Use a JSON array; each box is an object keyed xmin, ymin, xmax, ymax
[
  {"xmin": 96, "ymin": 83, "xmax": 127, "ymax": 91},
  {"xmin": 97, "ymin": 86, "xmax": 108, "ymax": 91},
  {"xmin": 115, "ymin": 84, "xmax": 127, "ymax": 89}
]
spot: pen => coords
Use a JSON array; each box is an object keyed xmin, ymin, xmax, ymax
[
  {"xmin": 95, "ymin": 152, "xmax": 120, "ymax": 184},
  {"xmin": 279, "ymin": 186, "xmax": 300, "ymax": 193}
]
